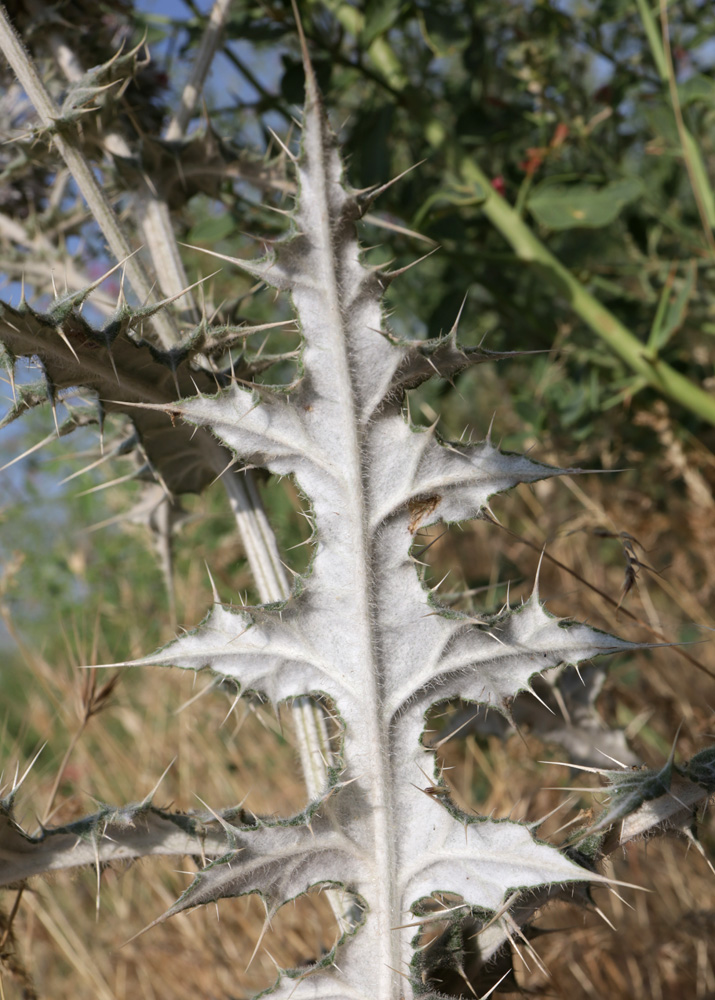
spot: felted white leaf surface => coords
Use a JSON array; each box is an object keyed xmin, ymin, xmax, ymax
[
  {"xmin": 0, "ymin": 41, "xmax": 676, "ymax": 1000},
  {"xmin": 111, "ymin": 62, "xmax": 636, "ymax": 999}
]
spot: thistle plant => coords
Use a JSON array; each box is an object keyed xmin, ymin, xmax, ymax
[{"xmin": 0, "ymin": 5, "xmax": 714, "ymax": 999}]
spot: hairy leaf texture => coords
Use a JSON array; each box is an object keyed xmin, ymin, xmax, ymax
[
  {"xmin": 0, "ymin": 799, "xmax": 237, "ymax": 884},
  {"xmin": 436, "ymin": 663, "xmax": 638, "ymax": 769},
  {"xmin": 90, "ymin": 67, "xmax": 640, "ymax": 999},
  {"xmin": 4, "ymin": 48, "xmax": 704, "ymax": 1000}
]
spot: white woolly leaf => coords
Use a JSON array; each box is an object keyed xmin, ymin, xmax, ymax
[
  {"xmin": 95, "ymin": 69, "xmax": 640, "ymax": 999},
  {"xmin": 2, "ymin": 50, "xmax": 696, "ymax": 1000}
]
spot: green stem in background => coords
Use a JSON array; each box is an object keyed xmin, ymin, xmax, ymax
[
  {"xmin": 326, "ymin": 0, "xmax": 408, "ymax": 92},
  {"xmin": 658, "ymin": 0, "xmax": 715, "ymax": 249},
  {"xmin": 461, "ymin": 157, "xmax": 715, "ymax": 426},
  {"xmin": 634, "ymin": 0, "xmax": 669, "ymax": 79},
  {"xmin": 635, "ymin": 0, "xmax": 715, "ymax": 244}
]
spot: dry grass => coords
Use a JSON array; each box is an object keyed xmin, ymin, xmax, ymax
[
  {"xmin": 1, "ymin": 398, "xmax": 714, "ymax": 999},
  {"xmin": 1, "ymin": 647, "xmax": 339, "ymax": 999},
  {"xmin": 420, "ymin": 398, "xmax": 715, "ymax": 998}
]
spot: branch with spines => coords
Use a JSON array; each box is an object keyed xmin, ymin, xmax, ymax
[
  {"xmin": 0, "ymin": 3, "xmax": 180, "ymax": 350},
  {"xmin": 0, "ymin": 288, "xmax": 295, "ymax": 492},
  {"xmin": 0, "ymin": 0, "xmax": 295, "ymax": 597},
  {"xmin": 0, "ymin": 0, "xmax": 314, "ymax": 765}
]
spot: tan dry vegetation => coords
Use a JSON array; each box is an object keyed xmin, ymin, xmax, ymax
[
  {"xmin": 419, "ymin": 399, "xmax": 715, "ymax": 998},
  {"xmin": 1, "ymin": 655, "xmax": 340, "ymax": 999}
]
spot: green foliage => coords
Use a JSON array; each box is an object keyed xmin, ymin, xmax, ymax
[
  {"xmin": 4, "ymin": 0, "xmax": 713, "ymax": 448},
  {"xmin": 526, "ymin": 178, "xmax": 644, "ymax": 231}
]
